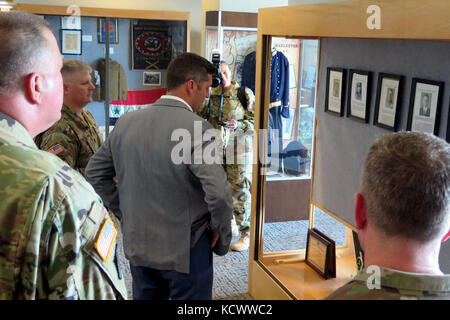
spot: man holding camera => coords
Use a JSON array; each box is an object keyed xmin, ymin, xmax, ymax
[{"xmin": 199, "ymin": 60, "xmax": 255, "ymax": 251}]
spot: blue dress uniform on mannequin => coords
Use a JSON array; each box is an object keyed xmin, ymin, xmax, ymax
[{"xmin": 268, "ymin": 50, "xmax": 290, "ymax": 172}]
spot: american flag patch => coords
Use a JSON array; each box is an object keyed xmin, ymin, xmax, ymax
[
  {"xmin": 47, "ymin": 144, "xmax": 64, "ymax": 155},
  {"xmin": 95, "ymin": 218, "xmax": 118, "ymax": 262}
]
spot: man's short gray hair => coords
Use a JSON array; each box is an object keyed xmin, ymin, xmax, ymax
[
  {"xmin": 0, "ymin": 12, "xmax": 53, "ymax": 94},
  {"xmin": 361, "ymin": 132, "xmax": 450, "ymax": 242},
  {"xmin": 62, "ymin": 59, "xmax": 93, "ymax": 83}
]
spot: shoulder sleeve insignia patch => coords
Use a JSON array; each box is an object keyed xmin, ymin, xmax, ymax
[
  {"xmin": 95, "ymin": 218, "xmax": 118, "ymax": 262},
  {"xmin": 47, "ymin": 144, "xmax": 64, "ymax": 155}
]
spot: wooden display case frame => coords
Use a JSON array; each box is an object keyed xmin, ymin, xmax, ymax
[
  {"xmin": 16, "ymin": 4, "xmax": 190, "ymax": 51},
  {"xmin": 249, "ymin": 0, "xmax": 450, "ymax": 300}
]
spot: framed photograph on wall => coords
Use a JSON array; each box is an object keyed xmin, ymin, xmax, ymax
[
  {"xmin": 373, "ymin": 73, "xmax": 403, "ymax": 131},
  {"xmin": 61, "ymin": 15, "xmax": 81, "ymax": 29},
  {"xmin": 347, "ymin": 69, "xmax": 371, "ymax": 123},
  {"xmin": 406, "ymin": 78, "xmax": 444, "ymax": 135},
  {"xmin": 325, "ymin": 67, "xmax": 346, "ymax": 116},
  {"xmin": 61, "ymin": 29, "xmax": 82, "ymax": 55},
  {"xmin": 98, "ymin": 18, "xmax": 119, "ymax": 44},
  {"xmin": 143, "ymin": 71, "xmax": 161, "ymax": 86}
]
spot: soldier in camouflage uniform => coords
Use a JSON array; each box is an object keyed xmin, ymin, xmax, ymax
[
  {"xmin": 35, "ymin": 59, "xmax": 103, "ymax": 177},
  {"xmin": 0, "ymin": 12, "xmax": 126, "ymax": 299},
  {"xmin": 199, "ymin": 61, "xmax": 254, "ymax": 251},
  {"xmin": 326, "ymin": 132, "xmax": 450, "ymax": 300},
  {"xmin": 326, "ymin": 266, "xmax": 450, "ymax": 300}
]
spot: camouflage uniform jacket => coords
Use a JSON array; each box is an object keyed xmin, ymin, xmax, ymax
[
  {"xmin": 35, "ymin": 105, "xmax": 103, "ymax": 176},
  {"xmin": 199, "ymin": 81, "xmax": 255, "ymax": 150},
  {"xmin": 325, "ymin": 266, "xmax": 450, "ymax": 300},
  {"xmin": 0, "ymin": 112, "xmax": 127, "ymax": 300}
]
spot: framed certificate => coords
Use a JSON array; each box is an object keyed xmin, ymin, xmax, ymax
[
  {"xmin": 373, "ymin": 73, "xmax": 403, "ymax": 131},
  {"xmin": 305, "ymin": 228, "xmax": 336, "ymax": 279},
  {"xmin": 325, "ymin": 67, "xmax": 346, "ymax": 117},
  {"xmin": 347, "ymin": 69, "xmax": 371, "ymax": 123},
  {"xmin": 61, "ymin": 29, "xmax": 82, "ymax": 55},
  {"xmin": 407, "ymin": 78, "xmax": 444, "ymax": 135}
]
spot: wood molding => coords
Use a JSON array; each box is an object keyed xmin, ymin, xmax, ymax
[
  {"xmin": 16, "ymin": 4, "xmax": 190, "ymax": 21},
  {"xmin": 257, "ymin": 0, "xmax": 450, "ymax": 40},
  {"xmin": 205, "ymin": 10, "xmax": 257, "ymax": 28}
]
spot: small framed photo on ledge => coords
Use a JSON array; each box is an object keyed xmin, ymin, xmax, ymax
[
  {"xmin": 305, "ymin": 228, "xmax": 336, "ymax": 279},
  {"xmin": 373, "ymin": 73, "xmax": 403, "ymax": 131},
  {"xmin": 61, "ymin": 29, "xmax": 82, "ymax": 55},
  {"xmin": 347, "ymin": 69, "xmax": 371, "ymax": 123},
  {"xmin": 407, "ymin": 78, "xmax": 444, "ymax": 135},
  {"xmin": 325, "ymin": 67, "xmax": 346, "ymax": 117}
]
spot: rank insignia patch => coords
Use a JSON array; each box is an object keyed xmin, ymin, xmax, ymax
[
  {"xmin": 95, "ymin": 218, "xmax": 118, "ymax": 262},
  {"xmin": 47, "ymin": 144, "xmax": 64, "ymax": 155}
]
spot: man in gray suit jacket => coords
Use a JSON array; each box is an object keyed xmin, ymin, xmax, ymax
[{"xmin": 86, "ymin": 53, "xmax": 233, "ymax": 300}]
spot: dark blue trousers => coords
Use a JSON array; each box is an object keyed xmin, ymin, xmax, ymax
[{"xmin": 130, "ymin": 231, "xmax": 213, "ymax": 300}]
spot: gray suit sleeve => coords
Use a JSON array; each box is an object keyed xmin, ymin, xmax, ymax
[
  {"xmin": 85, "ymin": 135, "xmax": 122, "ymax": 220},
  {"xmin": 188, "ymin": 135, "xmax": 233, "ymax": 256}
]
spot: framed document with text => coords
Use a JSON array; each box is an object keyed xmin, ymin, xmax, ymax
[
  {"xmin": 407, "ymin": 78, "xmax": 444, "ymax": 135},
  {"xmin": 61, "ymin": 29, "xmax": 82, "ymax": 55},
  {"xmin": 325, "ymin": 67, "xmax": 346, "ymax": 116},
  {"xmin": 347, "ymin": 69, "xmax": 371, "ymax": 123},
  {"xmin": 373, "ymin": 73, "xmax": 403, "ymax": 131},
  {"xmin": 305, "ymin": 228, "xmax": 336, "ymax": 279}
]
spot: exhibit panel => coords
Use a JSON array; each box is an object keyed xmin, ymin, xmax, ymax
[{"xmin": 249, "ymin": 0, "xmax": 450, "ymax": 300}]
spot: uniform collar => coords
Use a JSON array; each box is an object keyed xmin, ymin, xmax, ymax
[
  {"xmin": 0, "ymin": 111, "xmax": 37, "ymax": 149},
  {"xmin": 159, "ymin": 95, "xmax": 193, "ymax": 112},
  {"xmin": 353, "ymin": 265, "xmax": 450, "ymax": 293},
  {"xmin": 62, "ymin": 104, "xmax": 90, "ymax": 128}
]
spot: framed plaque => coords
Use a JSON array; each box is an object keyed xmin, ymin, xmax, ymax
[
  {"xmin": 373, "ymin": 73, "xmax": 403, "ymax": 131},
  {"xmin": 305, "ymin": 228, "xmax": 336, "ymax": 279},
  {"xmin": 347, "ymin": 69, "xmax": 371, "ymax": 123},
  {"xmin": 352, "ymin": 231, "xmax": 365, "ymax": 272},
  {"xmin": 61, "ymin": 29, "xmax": 82, "ymax": 55},
  {"xmin": 325, "ymin": 67, "xmax": 346, "ymax": 117},
  {"xmin": 406, "ymin": 78, "xmax": 444, "ymax": 135}
]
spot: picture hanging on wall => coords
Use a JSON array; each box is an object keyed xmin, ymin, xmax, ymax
[
  {"xmin": 373, "ymin": 73, "xmax": 403, "ymax": 131},
  {"xmin": 406, "ymin": 78, "xmax": 444, "ymax": 135},
  {"xmin": 325, "ymin": 67, "xmax": 346, "ymax": 116},
  {"xmin": 61, "ymin": 29, "xmax": 82, "ymax": 55},
  {"xmin": 143, "ymin": 71, "xmax": 161, "ymax": 86},
  {"xmin": 98, "ymin": 18, "xmax": 119, "ymax": 44},
  {"xmin": 347, "ymin": 69, "xmax": 371, "ymax": 123},
  {"xmin": 132, "ymin": 20, "xmax": 173, "ymax": 70},
  {"xmin": 61, "ymin": 15, "xmax": 81, "ymax": 29}
]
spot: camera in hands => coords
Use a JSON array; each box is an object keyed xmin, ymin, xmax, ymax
[{"xmin": 211, "ymin": 49, "xmax": 222, "ymax": 88}]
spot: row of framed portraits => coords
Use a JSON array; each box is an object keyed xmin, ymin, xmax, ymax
[{"xmin": 325, "ymin": 67, "xmax": 445, "ymax": 135}]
